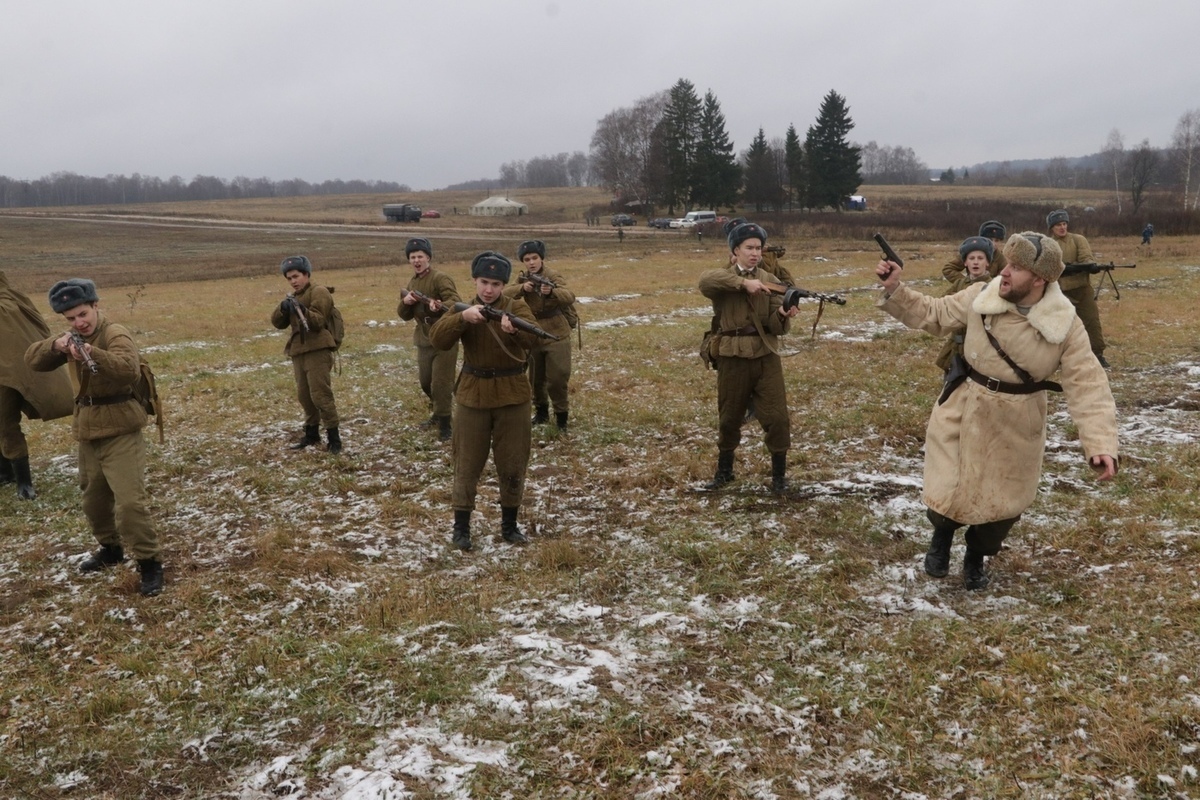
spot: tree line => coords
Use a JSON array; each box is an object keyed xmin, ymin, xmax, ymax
[{"xmin": 0, "ymin": 172, "xmax": 410, "ymax": 209}]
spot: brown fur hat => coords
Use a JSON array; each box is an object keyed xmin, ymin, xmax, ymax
[{"xmin": 1003, "ymin": 232, "xmax": 1064, "ymax": 283}]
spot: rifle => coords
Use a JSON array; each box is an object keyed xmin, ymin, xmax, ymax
[
  {"xmin": 401, "ymin": 287, "xmax": 448, "ymax": 313},
  {"xmin": 759, "ymin": 278, "xmax": 847, "ymax": 340},
  {"xmin": 1062, "ymin": 262, "xmax": 1136, "ymax": 300},
  {"xmin": 283, "ymin": 295, "xmax": 309, "ymax": 332},
  {"xmin": 69, "ymin": 331, "xmax": 100, "ymax": 374},
  {"xmin": 451, "ymin": 302, "xmax": 560, "ymax": 341},
  {"xmin": 518, "ymin": 271, "xmax": 557, "ymax": 291}
]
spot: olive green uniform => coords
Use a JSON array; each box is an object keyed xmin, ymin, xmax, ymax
[
  {"xmin": 429, "ymin": 295, "xmax": 539, "ymax": 512},
  {"xmin": 698, "ymin": 263, "xmax": 793, "ymax": 455},
  {"xmin": 940, "ymin": 251, "xmax": 1006, "ymax": 283},
  {"xmin": 1052, "ymin": 231, "xmax": 1106, "ymax": 357},
  {"xmin": 25, "ymin": 313, "xmax": 160, "ymax": 560},
  {"xmin": 503, "ymin": 265, "xmax": 574, "ymax": 415},
  {"xmin": 397, "ymin": 269, "xmax": 460, "ymax": 419},
  {"xmin": 271, "ymin": 283, "xmax": 339, "ymax": 429},
  {"xmin": 934, "ymin": 272, "xmax": 990, "ymax": 371}
]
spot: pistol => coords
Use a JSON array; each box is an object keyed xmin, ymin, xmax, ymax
[{"xmin": 873, "ymin": 233, "xmax": 904, "ymax": 279}]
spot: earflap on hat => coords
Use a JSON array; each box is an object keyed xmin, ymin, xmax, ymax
[
  {"xmin": 405, "ymin": 238, "xmax": 432, "ymax": 258},
  {"xmin": 471, "ymin": 251, "xmax": 512, "ymax": 284},
  {"xmin": 727, "ymin": 222, "xmax": 767, "ymax": 252},
  {"xmin": 280, "ymin": 255, "xmax": 312, "ymax": 276},
  {"xmin": 1003, "ymin": 232, "xmax": 1063, "ymax": 282},
  {"xmin": 48, "ymin": 278, "xmax": 99, "ymax": 313}
]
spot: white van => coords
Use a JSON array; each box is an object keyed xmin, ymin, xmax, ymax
[{"xmin": 683, "ymin": 210, "xmax": 717, "ymax": 225}]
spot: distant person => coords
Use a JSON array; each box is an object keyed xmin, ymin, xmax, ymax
[
  {"xmin": 1142, "ymin": 223, "xmax": 1154, "ymax": 245},
  {"xmin": 1047, "ymin": 210, "xmax": 1108, "ymax": 367},
  {"xmin": 397, "ymin": 238, "xmax": 460, "ymax": 440},
  {"xmin": 25, "ymin": 278, "xmax": 165, "ymax": 596},
  {"xmin": 271, "ymin": 256, "xmax": 342, "ymax": 453},
  {"xmin": 617, "ymin": 226, "xmax": 624, "ymax": 242},
  {"xmin": 942, "ymin": 220, "xmax": 1007, "ymax": 283},
  {"xmin": 505, "ymin": 240, "xmax": 576, "ymax": 431},
  {"xmin": 875, "ymin": 232, "xmax": 1118, "ymax": 590},
  {"xmin": 0, "ymin": 271, "xmax": 74, "ymax": 499},
  {"xmin": 429, "ymin": 252, "xmax": 539, "ymax": 552},
  {"xmin": 934, "ymin": 237, "xmax": 994, "ymax": 373}
]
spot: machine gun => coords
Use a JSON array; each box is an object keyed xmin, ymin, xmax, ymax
[
  {"xmin": 518, "ymin": 271, "xmax": 558, "ymax": 291},
  {"xmin": 758, "ymin": 278, "xmax": 847, "ymax": 340},
  {"xmin": 69, "ymin": 331, "xmax": 100, "ymax": 374},
  {"xmin": 451, "ymin": 302, "xmax": 559, "ymax": 340},
  {"xmin": 1062, "ymin": 262, "xmax": 1137, "ymax": 299}
]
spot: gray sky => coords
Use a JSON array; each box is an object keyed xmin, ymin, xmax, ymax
[{"xmin": 3, "ymin": 0, "xmax": 1195, "ymax": 190}]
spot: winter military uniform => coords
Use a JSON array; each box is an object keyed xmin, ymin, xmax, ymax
[
  {"xmin": 935, "ymin": 237, "xmax": 996, "ymax": 372},
  {"xmin": 397, "ymin": 266, "xmax": 461, "ymax": 432},
  {"xmin": 942, "ymin": 220, "xmax": 1008, "ymax": 283},
  {"xmin": 26, "ymin": 279, "xmax": 164, "ymax": 596},
  {"xmin": 1048, "ymin": 210, "xmax": 1106, "ymax": 361},
  {"xmin": 504, "ymin": 241, "xmax": 575, "ymax": 429},
  {"xmin": 0, "ymin": 270, "xmax": 73, "ymax": 498}
]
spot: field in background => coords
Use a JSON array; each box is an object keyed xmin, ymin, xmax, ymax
[{"xmin": 0, "ymin": 199, "xmax": 1198, "ymax": 798}]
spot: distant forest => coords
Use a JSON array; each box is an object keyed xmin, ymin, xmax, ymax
[{"xmin": 0, "ymin": 172, "xmax": 410, "ymax": 208}]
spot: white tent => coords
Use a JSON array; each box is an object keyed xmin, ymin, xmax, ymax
[{"xmin": 469, "ymin": 196, "xmax": 528, "ymax": 216}]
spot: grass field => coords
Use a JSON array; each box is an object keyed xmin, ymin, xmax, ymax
[{"xmin": 0, "ymin": 193, "xmax": 1198, "ymax": 799}]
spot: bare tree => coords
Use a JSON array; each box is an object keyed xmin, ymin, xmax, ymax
[
  {"xmin": 1126, "ymin": 139, "xmax": 1160, "ymax": 215},
  {"xmin": 1100, "ymin": 129, "xmax": 1125, "ymax": 214},
  {"xmin": 589, "ymin": 91, "xmax": 668, "ymax": 206},
  {"xmin": 1171, "ymin": 109, "xmax": 1200, "ymax": 210},
  {"xmin": 1044, "ymin": 157, "xmax": 1071, "ymax": 188}
]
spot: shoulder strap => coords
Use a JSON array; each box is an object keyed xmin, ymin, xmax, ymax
[{"xmin": 983, "ymin": 315, "xmax": 1063, "ymax": 392}]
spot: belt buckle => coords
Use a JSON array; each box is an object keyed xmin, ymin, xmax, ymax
[{"xmin": 985, "ymin": 377, "xmax": 1000, "ymax": 393}]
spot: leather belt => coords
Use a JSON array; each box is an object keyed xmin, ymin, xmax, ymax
[
  {"xmin": 723, "ymin": 325, "xmax": 758, "ymax": 336},
  {"xmin": 534, "ymin": 309, "xmax": 563, "ymax": 320},
  {"xmin": 462, "ymin": 363, "xmax": 527, "ymax": 379},
  {"xmin": 77, "ymin": 392, "xmax": 134, "ymax": 407},
  {"xmin": 967, "ymin": 368, "xmax": 1062, "ymax": 394}
]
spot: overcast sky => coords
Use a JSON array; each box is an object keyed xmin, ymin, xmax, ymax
[{"xmin": 3, "ymin": 0, "xmax": 1196, "ymax": 190}]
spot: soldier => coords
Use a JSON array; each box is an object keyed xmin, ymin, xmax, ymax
[
  {"xmin": 429, "ymin": 252, "xmax": 539, "ymax": 552},
  {"xmin": 0, "ymin": 271, "xmax": 74, "ymax": 499},
  {"xmin": 935, "ymin": 236, "xmax": 995, "ymax": 373},
  {"xmin": 1047, "ymin": 209, "xmax": 1108, "ymax": 367},
  {"xmin": 504, "ymin": 240, "xmax": 576, "ymax": 430},
  {"xmin": 397, "ymin": 237, "xmax": 460, "ymax": 440},
  {"xmin": 698, "ymin": 222, "xmax": 800, "ymax": 494},
  {"xmin": 942, "ymin": 220, "xmax": 1007, "ymax": 283},
  {"xmin": 722, "ymin": 217, "xmax": 795, "ymax": 286},
  {"xmin": 1141, "ymin": 223, "xmax": 1154, "ymax": 245},
  {"xmin": 25, "ymin": 279, "xmax": 165, "ymax": 596},
  {"xmin": 271, "ymin": 255, "xmax": 342, "ymax": 453},
  {"xmin": 876, "ymin": 233, "xmax": 1117, "ymax": 590}
]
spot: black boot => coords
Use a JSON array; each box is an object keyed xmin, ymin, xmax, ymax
[
  {"xmin": 419, "ymin": 413, "xmax": 437, "ymax": 429},
  {"xmin": 704, "ymin": 451, "xmax": 735, "ymax": 490},
  {"xmin": 291, "ymin": 425, "xmax": 319, "ymax": 450},
  {"xmin": 924, "ymin": 528, "xmax": 954, "ymax": 578},
  {"xmin": 438, "ymin": 416, "xmax": 453, "ymax": 442},
  {"xmin": 963, "ymin": 547, "xmax": 989, "ymax": 591},
  {"xmin": 501, "ymin": 505, "xmax": 528, "ymax": 545},
  {"xmin": 531, "ymin": 404, "xmax": 550, "ymax": 425},
  {"xmin": 770, "ymin": 452, "xmax": 787, "ymax": 495},
  {"xmin": 137, "ymin": 559, "xmax": 164, "ymax": 597},
  {"xmin": 326, "ymin": 427, "xmax": 342, "ymax": 454},
  {"xmin": 13, "ymin": 456, "xmax": 35, "ymax": 500},
  {"xmin": 451, "ymin": 510, "xmax": 472, "ymax": 551},
  {"xmin": 554, "ymin": 411, "xmax": 569, "ymax": 432},
  {"xmin": 80, "ymin": 544, "xmax": 125, "ymax": 573},
  {"xmin": 0, "ymin": 456, "xmax": 13, "ymax": 485}
]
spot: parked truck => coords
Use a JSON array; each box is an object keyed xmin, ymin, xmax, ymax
[{"xmin": 383, "ymin": 203, "xmax": 422, "ymax": 222}]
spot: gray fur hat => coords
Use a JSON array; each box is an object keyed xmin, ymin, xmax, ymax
[
  {"xmin": 1003, "ymin": 232, "xmax": 1064, "ymax": 283},
  {"xmin": 471, "ymin": 251, "xmax": 512, "ymax": 283},
  {"xmin": 517, "ymin": 240, "xmax": 546, "ymax": 261},
  {"xmin": 727, "ymin": 222, "xmax": 767, "ymax": 252},
  {"xmin": 978, "ymin": 220, "xmax": 1006, "ymax": 240},
  {"xmin": 405, "ymin": 238, "xmax": 432, "ymax": 258},
  {"xmin": 280, "ymin": 255, "xmax": 312, "ymax": 276},
  {"xmin": 959, "ymin": 236, "xmax": 995, "ymax": 263},
  {"xmin": 1046, "ymin": 209, "xmax": 1069, "ymax": 228},
  {"xmin": 48, "ymin": 278, "xmax": 99, "ymax": 313}
]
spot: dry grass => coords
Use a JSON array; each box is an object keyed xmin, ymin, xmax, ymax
[{"xmin": 0, "ymin": 203, "xmax": 1198, "ymax": 798}]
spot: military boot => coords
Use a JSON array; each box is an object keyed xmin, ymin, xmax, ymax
[
  {"xmin": 531, "ymin": 404, "xmax": 550, "ymax": 425},
  {"xmin": 500, "ymin": 505, "xmax": 528, "ymax": 545},
  {"xmin": 703, "ymin": 451, "xmax": 735, "ymax": 491},
  {"xmin": 451, "ymin": 510, "xmax": 472, "ymax": 552},
  {"xmin": 326, "ymin": 427, "xmax": 342, "ymax": 454},
  {"xmin": 963, "ymin": 547, "xmax": 989, "ymax": 591},
  {"xmin": 0, "ymin": 456, "xmax": 13, "ymax": 485},
  {"xmin": 770, "ymin": 452, "xmax": 787, "ymax": 495},
  {"xmin": 137, "ymin": 559, "xmax": 164, "ymax": 597},
  {"xmin": 418, "ymin": 414, "xmax": 438, "ymax": 429},
  {"xmin": 924, "ymin": 527, "xmax": 954, "ymax": 578},
  {"xmin": 554, "ymin": 411, "xmax": 568, "ymax": 432},
  {"xmin": 80, "ymin": 544, "xmax": 125, "ymax": 573},
  {"xmin": 438, "ymin": 416, "xmax": 453, "ymax": 442},
  {"xmin": 13, "ymin": 456, "xmax": 35, "ymax": 500},
  {"xmin": 291, "ymin": 425, "xmax": 320, "ymax": 450}
]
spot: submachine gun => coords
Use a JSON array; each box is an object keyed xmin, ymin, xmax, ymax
[
  {"xmin": 518, "ymin": 271, "xmax": 557, "ymax": 291},
  {"xmin": 758, "ymin": 278, "xmax": 846, "ymax": 340},
  {"xmin": 451, "ymin": 302, "xmax": 559, "ymax": 340},
  {"xmin": 1062, "ymin": 261, "xmax": 1137, "ymax": 300}
]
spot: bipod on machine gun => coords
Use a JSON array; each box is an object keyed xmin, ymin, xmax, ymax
[
  {"xmin": 1062, "ymin": 262, "xmax": 1137, "ymax": 300},
  {"xmin": 451, "ymin": 303, "xmax": 560, "ymax": 341},
  {"xmin": 69, "ymin": 331, "xmax": 100, "ymax": 374},
  {"xmin": 758, "ymin": 278, "xmax": 847, "ymax": 340}
]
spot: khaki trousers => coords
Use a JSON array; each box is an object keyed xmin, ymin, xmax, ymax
[
  {"xmin": 715, "ymin": 354, "xmax": 790, "ymax": 454},
  {"xmin": 291, "ymin": 349, "xmax": 339, "ymax": 429},
  {"xmin": 417, "ymin": 341, "xmax": 458, "ymax": 418},
  {"xmin": 530, "ymin": 337, "xmax": 572, "ymax": 413},
  {"xmin": 1061, "ymin": 283, "xmax": 1106, "ymax": 356},
  {"xmin": 0, "ymin": 386, "xmax": 28, "ymax": 459},
  {"xmin": 451, "ymin": 402, "xmax": 531, "ymax": 511},
  {"xmin": 79, "ymin": 431, "xmax": 159, "ymax": 560}
]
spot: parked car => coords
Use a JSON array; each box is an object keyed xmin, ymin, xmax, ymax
[
  {"xmin": 611, "ymin": 214, "xmax": 636, "ymax": 226},
  {"xmin": 421, "ymin": 209, "xmax": 441, "ymax": 218},
  {"xmin": 677, "ymin": 219, "xmax": 698, "ymax": 229},
  {"xmin": 647, "ymin": 217, "xmax": 672, "ymax": 229},
  {"xmin": 667, "ymin": 218, "xmax": 686, "ymax": 229}
]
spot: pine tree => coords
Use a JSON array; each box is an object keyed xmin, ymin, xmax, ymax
[
  {"xmin": 804, "ymin": 90, "xmax": 862, "ymax": 209},
  {"xmin": 742, "ymin": 128, "xmax": 776, "ymax": 213},
  {"xmin": 691, "ymin": 91, "xmax": 741, "ymax": 209},
  {"xmin": 784, "ymin": 123, "xmax": 806, "ymax": 209},
  {"xmin": 661, "ymin": 79, "xmax": 703, "ymax": 213}
]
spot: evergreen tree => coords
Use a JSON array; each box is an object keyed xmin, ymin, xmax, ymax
[
  {"xmin": 691, "ymin": 91, "xmax": 741, "ymax": 209},
  {"xmin": 804, "ymin": 90, "xmax": 862, "ymax": 209},
  {"xmin": 784, "ymin": 123, "xmax": 806, "ymax": 209},
  {"xmin": 742, "ymin": 128, "xmax": 777, "ymax": 213},
  {"xmin": 661, "ymin": 79, "xmax": 703, "ymax": 212}
]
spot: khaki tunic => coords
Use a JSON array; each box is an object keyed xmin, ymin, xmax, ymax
[
  {"xmin": 934, "ymin": 272, "xmax": 989, "ymax": 371},
  {"xmin": 881, "ymin": 280, "xmax": 1118, "ymax": 525},
  {"xmin": 698, "ymin": 264, "xmax": 793, "ymax": 454},
  {"xmin": 1052, "ymin": 231, "xmax": 1106, "ymax": 356},
  {"xmin": 271, "ymin": 283, "xmax": 338, "ymax": 428},
  {"xmin": 398, "ymin": 269, "xmax": 460, "ymax": 418},
  {"xmin": 503, "ymin": 265, "xmax": 575, "ymax": 413}
]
